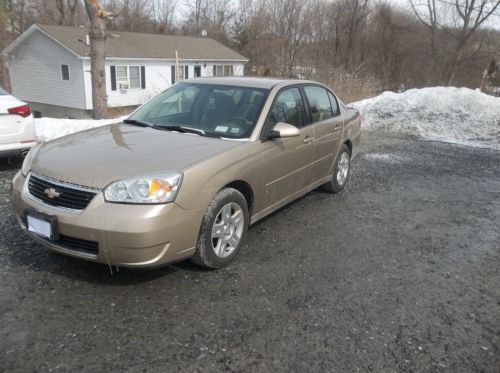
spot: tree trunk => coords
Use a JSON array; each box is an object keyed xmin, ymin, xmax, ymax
[
  {"xmin": 446, "ymin": 42, "xmax": 466, "ymax": 86},
  {"xmin": 84, "ymin": 0, "xmax": 109, "ymax": 119},
  {"xmin": 0, "ymin": 56, "xmax": 12, "ymax": 93}
]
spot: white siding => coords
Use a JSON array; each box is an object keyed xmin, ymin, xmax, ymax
[
  {"xmin": 83, "ymin": 59, "xmax": 246, "ymax": 109},
  {"xmin": 8, "ymin": 30, "xmax": 86, "ymax": 109}
]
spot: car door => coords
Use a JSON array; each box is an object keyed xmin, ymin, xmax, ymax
[
  {"xmin": 260, "ymin": 86, "xmax": 315, "ymax": 208},
  {"xmin": 302, "ymin": 85, "xmax": 343, "ymax": 182}
]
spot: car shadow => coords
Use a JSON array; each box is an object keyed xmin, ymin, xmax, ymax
[
  {"xmin": 3, "ymin": 222, "xmax": 209, "ymax": 286},
  {"xmin": 3, "ymin": 187, "xmax": 341, "ymax": 286},
  {"xmin": 248, "ymin": 187, "xmax": 340, "ymax": 230},
  {"xmin": 0, "ymin": 156, "xmax": 23, "ymax": 171}
]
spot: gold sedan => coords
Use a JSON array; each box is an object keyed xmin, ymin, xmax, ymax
[{"xmin": 10, "ymin": 77, "xmax": 361, "ymax": 268}]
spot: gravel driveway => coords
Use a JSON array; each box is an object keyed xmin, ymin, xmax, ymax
[{"xmin": 0, "ymin": 132, "xmax": 499, "ymax": 372}]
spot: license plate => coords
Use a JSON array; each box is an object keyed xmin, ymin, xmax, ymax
[{"xmin": 26, "ymin": 210, "xmax": 57, "ymax": 240}]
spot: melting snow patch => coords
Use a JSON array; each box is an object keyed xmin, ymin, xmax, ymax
[
  {"xmin": 35, "ymin": 116, "xmax": 126, "ymax": 142},
  {"xmin": 364, "ymin": 153, "xmax": 406, "ymax": 163},
  {"xmin": 351, "ymin": 87, "xmax": 500, "ymax": 150}
]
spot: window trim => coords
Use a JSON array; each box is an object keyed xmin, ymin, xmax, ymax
[
  {"xmin": 260, "ymin": 84, "xmax": 309, "ymax": 141},
  {"xmin": 327, "ymin": 90, "xmax": 340, "ymax": 117},
  {"xmin": 61, "ymin": 64, "xmax": 70, "ymax": 81}
]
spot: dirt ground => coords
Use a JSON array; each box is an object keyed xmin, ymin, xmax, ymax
[{"xmin": 0, "ymin": 132, "xmax": 499, "ymax": 372}]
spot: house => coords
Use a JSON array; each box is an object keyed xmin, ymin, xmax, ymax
[{"xmin": 1, "ymin": 24, "xmax": 248, "ymax": 118}]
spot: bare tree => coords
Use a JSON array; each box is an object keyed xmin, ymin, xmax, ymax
[
  {"xmin": 445, "ymin": 0, "xmax": 500, "ymax": 84},
  {"xmin": 84, "ymin": 0, "xmax": 113, "ymax": 119},
  {"xmin": 409, "ymin": 0, "xmax": 442, "ymax": 78},
  {"xmin": 154, "ymin": 0, "xmax": 176, "ymax": 33},
  {"xmin": 409, "ymin": 0, "xmax": 500, "ymax": 84},
  {"xmin": 43, "ymin": 0, "xmax": 80, "ymax": 26},
  {"xmin": 183, "ymin": 0, "xmax": 208, "ymax": 36}
]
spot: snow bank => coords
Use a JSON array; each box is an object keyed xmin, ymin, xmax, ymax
[
  {"xmin": 351, "ymin": 87, "xmax": 500, "ymax": 150},
  {"xmin": 35, "ymin": 116, "xmax": 125, "ymax": 142}
]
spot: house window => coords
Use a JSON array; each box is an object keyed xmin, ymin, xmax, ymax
[
  {"xmin": 116, "ymin": 65, "xmax": 141, "ymax": 90},
  {"xmin": 213, "ymin": 65, "xmax": 233, "ymax": 77},
  {"xmin": 171, "ymin": 65, "xmax": 189, "ymax": 84},
  {"xmin": 61, "ymin": 64, "xmax": 70, "ymax": 80},
  {"xmin": 129, "ymin": 66, "xmax": 141, "ymax": 88}
]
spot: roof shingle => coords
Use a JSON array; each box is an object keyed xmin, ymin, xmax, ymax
[{"xmin": 37, "ymin": 24, "xmax": 248, "ymax": 61}]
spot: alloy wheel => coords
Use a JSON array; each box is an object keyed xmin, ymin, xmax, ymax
[
  {"xmin": 336, "ymin": 152, "xmax": 350, "ymax": 186},
  {"xmin": 211, "ymin": 202, "xmax": 245, "ymax": 258}
]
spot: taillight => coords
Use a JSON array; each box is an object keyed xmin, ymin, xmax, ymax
[{"xmin": 8, "ymin": 104, "xmax": 31, "ymax": 118}]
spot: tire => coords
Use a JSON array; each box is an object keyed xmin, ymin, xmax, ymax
[
  {"xmin": 321, "ymin": 144, "xmax": 351, "ymax": 193},
  {"xmin": 191, "ymin": 188, "xmax": 249, "ymax": 269}
]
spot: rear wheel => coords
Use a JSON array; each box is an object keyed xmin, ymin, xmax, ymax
[
  {"xmin": 191, "ymin": 188, "xmax": 249, "ymax": 269},
  {"xmin": 322, "ymin": 144, "xmax": 351, "ymax": 193}
]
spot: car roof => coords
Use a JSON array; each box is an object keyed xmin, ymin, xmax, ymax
[{"xmin": 185, "ymin": 76, "xmax": 320, "ymax": 90}]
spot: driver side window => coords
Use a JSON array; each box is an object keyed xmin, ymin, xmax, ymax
[{"xmin": 266, "ymin": 88, "xmax": 305, "ymax": 129}]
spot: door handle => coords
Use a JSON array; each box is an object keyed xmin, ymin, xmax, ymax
[{"xmin": 303, "ymin": 136, "xmax": 314, "ymax": 144}]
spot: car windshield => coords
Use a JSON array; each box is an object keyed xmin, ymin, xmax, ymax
[
  {"xmin": 128, "ymin": 83, "xmax": 269, "ymax": 139},
  {"xmin": 0, "ymin": 87, "xmax": 8, "ymax": 95}
]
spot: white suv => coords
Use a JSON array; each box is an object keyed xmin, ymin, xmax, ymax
[{"xmin": 0, "ymin": 87, "xmax": 36, "ymax": 158}]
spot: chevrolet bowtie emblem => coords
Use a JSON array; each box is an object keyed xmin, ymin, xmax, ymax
[{"xmin": 44, "ymin": 188, "xmax": 61, "ymax": 199}]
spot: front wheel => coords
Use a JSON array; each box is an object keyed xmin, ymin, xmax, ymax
[
  {"xmin": 191, "ymin": 188, "xmax": 249, "ymax": 269},
  {"xmin": 321, "ymin": 144, "xmax": 351, "ymax": 193}
]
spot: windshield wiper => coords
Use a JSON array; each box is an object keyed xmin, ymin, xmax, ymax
[
  {"xmin": 123, "ymin": 119, "xmax": 154, "ymax": 127},
  {"xmin": 124, "ymin": 120, "xmax": 218, "ymax": 138},
  {"xmin": 158, "ymin": 125, "xmax": 206, "ymax": 136}
]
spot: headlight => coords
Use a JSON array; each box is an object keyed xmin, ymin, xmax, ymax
[
  {"xmin": 104, "ymin": 172, "xmax": 182, "ymax": 204},
  {"xmin": 21, "ymin": 144, "xmax": 41, "ymax": 176}
]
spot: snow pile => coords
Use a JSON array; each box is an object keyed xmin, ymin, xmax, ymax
[
  {"xmin": 351, "ymin": 87, "xmax": 500, "ymax": 150},
  {"xmin": 35, "ymin": 116, "xmax": 125, "ymax": 142}
]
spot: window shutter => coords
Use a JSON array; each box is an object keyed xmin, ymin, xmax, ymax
[
  {"xmin": 185, "ymin": 65, "xmax": 189, "ymax": 79},
  {"xmin": 171, "ymin": 65, "xmax": 175, "ymax": 84},
  {"xmin": 140, "ymin": 66, "xmax": 146, "ymax": 89},
  {"xmin": 110, "ymin": 66, "xmax": 117, "ymax": 91}
]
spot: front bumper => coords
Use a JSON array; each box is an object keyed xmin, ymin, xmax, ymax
[{"xmin": 10, "ymin": 171, "xmax": 204, "ymax": 267}]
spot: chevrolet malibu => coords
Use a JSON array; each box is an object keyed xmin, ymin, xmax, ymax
[{"xmin": 10, "ymin": 77, "xmax": 361, "ymax": 269}]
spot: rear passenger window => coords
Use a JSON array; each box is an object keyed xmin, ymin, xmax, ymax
[
  {"xmin": 266, "ymin": 87, "xmax": 305, "ymax": 128},
  {"xmin": 327, "ymin": 91, "xmax": 339, "ymax": 115},
  {"xmin": 304, "ymin": 86, "xmax": 333, "ymax": 123}
]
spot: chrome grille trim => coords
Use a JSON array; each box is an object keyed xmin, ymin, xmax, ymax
[{"xmin": 26, "ymin": 172, "xmax": 100, "ymax": 212}]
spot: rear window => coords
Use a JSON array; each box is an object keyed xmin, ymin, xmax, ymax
[
  {"xmin": 304, "ymin": 86, "xmax": 334, "ymax": 123},
  {"xmin": 0, "ymin": 87, "xmax": 8, "ymax": 95}
]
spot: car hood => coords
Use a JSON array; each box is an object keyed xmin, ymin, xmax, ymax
[{"xmin": 31, "ymin": 123, "xmax": 243, "ymax": 189}]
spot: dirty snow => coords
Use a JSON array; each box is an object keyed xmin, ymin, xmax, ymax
[
  {"xmin": 35, "ymin": 116, "xmax": 125, "ymax": 142},
  {"xmin": 351, "ymin": 87, "xmax": 500, "ymax": 150},
  {"xmin": 364, "ymin": 153, "xmax": 407, "ymax": 163}
]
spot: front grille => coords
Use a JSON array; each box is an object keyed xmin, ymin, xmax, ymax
[
  {"xmin": 37, "ymin": 234, "xmax": 99, "ymax": 256},
  {"xmin": 56, "ymin": 235, "xmax": 99, "ymax": 255},
  {"xmin": 27, "ymin": 173, "xmax": 98, "ymax": 210}
]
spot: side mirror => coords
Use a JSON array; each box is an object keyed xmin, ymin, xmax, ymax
[{"xmin": 267, "ymin": 122, "xmax": 300, "ymax": 139}]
